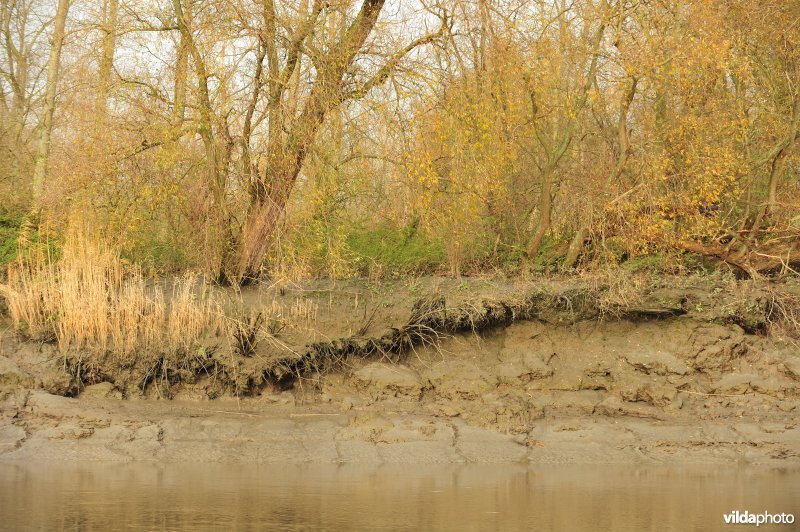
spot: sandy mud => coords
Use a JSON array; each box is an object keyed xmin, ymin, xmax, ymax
[{"xmin": 1, "ymin": 277, "xmax": 799, "ymax": 464}]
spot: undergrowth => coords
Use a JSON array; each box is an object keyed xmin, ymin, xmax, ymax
[
  {"xmin": 765, "ymin": 289, "xmax": 800, "ymax": 344},
  {"xmin": 0, "ymin": 213, "xmax": 27, "ymax": 266},
  {"xmin": 346, "ymin": 223, "xmax": 447, "ymax": 275}
]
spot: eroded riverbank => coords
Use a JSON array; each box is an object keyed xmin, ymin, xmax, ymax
[{"xmin": 1, "ymin": 277, "xmax": 799, "ymax": 465}]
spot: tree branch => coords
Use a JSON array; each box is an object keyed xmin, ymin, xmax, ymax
[{"xmin": 344, "ymin": 28, "xmax": 444, "ymax": 101}]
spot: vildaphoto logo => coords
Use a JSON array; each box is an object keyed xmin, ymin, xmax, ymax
[{"xmin": 723, "ymin": 511, "xmax": 795, "ymax": 526}]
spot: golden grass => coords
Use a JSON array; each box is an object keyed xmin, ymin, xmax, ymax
[
  {"xmin": 0, "ymin": 229, "xmax": 224, "ymax": 358},
  {"xmin": 765, "ymin": 288, "xmax": 800, "ymax": 345},
  {"xmin": 580, "ymin": 264, "xmax": 647, "ymax": 319}
]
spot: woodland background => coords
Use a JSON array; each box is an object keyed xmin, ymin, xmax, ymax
[{"xmin": 1, "ymin": 0, "xmax": 798, "ymax": 283}]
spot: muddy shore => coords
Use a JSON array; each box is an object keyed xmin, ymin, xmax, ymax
[{"xmin": 1, "ymin": 276, "xmax": 799, "ymax": 464}]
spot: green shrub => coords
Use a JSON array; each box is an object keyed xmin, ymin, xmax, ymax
[
  {"xmin": 601, "ymin": 236, "xmax": 629, "ymax": 264},
  {"xmin": 532, "ymin": 236, "xmax": 566, "ymax": 271},
  {"xmin": 124, "ymin": 237, "xmax": 190, "ymax": 274},
  {"xmin": 491, "ymin": 246, "xmax": 524, "ymax": 272},
  {"xmin": 347, "ymin": 223, "xmax": 446, "ymax": 273},
  {"xmin": 621, "ymin": 254, "xmax": 668, "ymax": 274},
  {"xmin": 0, "ymin": 214, "xmax": 23, "ymax": 265}
]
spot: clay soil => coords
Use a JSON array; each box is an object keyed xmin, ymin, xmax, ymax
[{"xmin": 1, "ymin": 276, "xmax": 799, "ymax": 465}]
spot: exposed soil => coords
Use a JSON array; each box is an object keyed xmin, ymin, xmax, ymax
[{"xmin": 1, "ymin": 276, "xmax": 799, "ymax": 464}]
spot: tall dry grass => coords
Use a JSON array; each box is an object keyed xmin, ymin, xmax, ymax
[
  {"xmin": 765, "ymin": 289, "xmax": 800, "ymax": 345},
  {"xmin": 580, "ymin": 264, "xmax": 647, "ymax": 319},
  {"xmin": 0, "ymin": 229, "xmax": 224, "ymax": 358}
]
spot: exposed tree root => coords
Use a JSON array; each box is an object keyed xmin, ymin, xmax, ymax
[
  {"xmin": 260, "ymin": 287, "xmax": 685, "ymax": 385},
  {"xmin": 43, "ymin": 286, "xmax": 712, "ymax": 397}
]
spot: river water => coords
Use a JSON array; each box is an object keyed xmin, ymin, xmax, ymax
[{"xmin": 1, "ymin": 463, "xmax": 798, "ymax": 531}]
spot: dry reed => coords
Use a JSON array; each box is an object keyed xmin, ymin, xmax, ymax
[
  {"xmin": 580, "ymin": 265, "xmax": 647, "ymax": 319},
  {"xmin": 0, "ymin": 229, "xmax": 224, "ymax": 359},
  {"xmin": 765, "ymin": 288, "xmax": 800, "ymax": 344}
]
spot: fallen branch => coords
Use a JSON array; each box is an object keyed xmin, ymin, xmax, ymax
[{"xmin": 678, "ymin": 235, "xmax": 800, "ymax": 278}]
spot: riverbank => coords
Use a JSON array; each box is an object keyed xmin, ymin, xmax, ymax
[{"xmin": 1, "ymin": 276, "xmax": 799, "ymax": 464}]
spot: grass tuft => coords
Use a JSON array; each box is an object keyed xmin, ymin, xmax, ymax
[{"xmin": 0, "ymin": 228, "xmax": 223, "ymax": 358}]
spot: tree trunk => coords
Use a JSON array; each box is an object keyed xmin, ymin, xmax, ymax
[
  {"xmin": 563, "ymin": 77, "xmax": 637, "ymax": 269},
  {"xmin": 526, "ymin": 16, "xmax": 606, "ymax": 260},
  {"xmin": 29, "ymin": 0, "xmax": 70, "ymax": 214},
  {"xmin": 748, "ymin": 90, "xmax": 800, "ymax": 238},
  {"xmin": 172, "ymin": 0, "xmax": 190, "ymax": 121},
  {"xmin": 98, "ymin": 0, "xmax": 118, "ymax": 102},
  {"xmin": 172, "ymin": 0, "xmax": 236, "ymax": 279},
  {"xmin": 765, "ymin": 92, "xmax": 799, "ymax": 217},
  {"xmin": 236, "ymin": 164, "xmax": 299, "ymax": 284},
  {"xmin": 527, "ymin": 166, "xmax": 554, "ymax": 259},
  {"xmin": 231, "ymin": 0, "xmax": 387, "ymax": 284},
  {"xmin": 563, "ymin": 227, "xmax": 589, "ymax": 269}
]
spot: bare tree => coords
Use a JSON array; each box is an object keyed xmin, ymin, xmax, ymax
[
  {"xmin": 29, "ymin": 0, "xmax": 70, "ymax": 215},
  {"xmin": 1, "ymin": 0, "xmax": 46, "ymax": 205},
  {"xmin": 526, "ymin": 1, "xmax": 608, "ymax": 259}
]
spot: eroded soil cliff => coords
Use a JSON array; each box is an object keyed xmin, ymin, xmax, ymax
[{"xmin": 1, "ymin": 276, "xmax": 799, "ymax": 464}]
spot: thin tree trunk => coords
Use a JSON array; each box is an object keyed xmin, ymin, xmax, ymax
[
  {"xmin": 563, "ymin": 77, "xmax": 637, "ymax": 269},
  {"xmin": 241, "ymin": 41, "xmax": 266, "ymax": 192},
  {"xmin": 29, "ymin": 0, "xmax": 70, "ymax": 214},
  {"xmin": 173, "ymin": 0, "xmax": 235, "ymax": 280},
  {"xmin": 527, "ymin": 166, "xmax": 555, "ymax": 260},
  {"xmin": 236, "ymin": 168, "xmax": 297, "ymax": 284},
  {"xmin": 563, "ymin": 226, "xmax": 589, "ymax": 268},
  {"xmin": 173, "ymin": 0, "xmax": 190, "ymax": 122},
  {"xmin": 527, "ymin": 16, "xmax": 606, "ymax": 259},
  {"xmin": 748, "ymin": 89, "xmax": 800, "ymax": 238},
  {"xmin": 98, "ymin": 0, "xmax": 118, "ymax": 103},
  {"xmin": 2, "ymin": 0, "xmax": 30, "ymax": 151},
  {"xmin": 765, "ymin": 92, "xmax": 800, "ymax": 216}
]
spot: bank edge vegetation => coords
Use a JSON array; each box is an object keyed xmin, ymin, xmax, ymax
[{"xmin": 0, "ymin": 0, "xmax": 799, "ymax": 365}]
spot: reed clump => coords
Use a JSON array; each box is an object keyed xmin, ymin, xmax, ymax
[{"xmin": 0, "ymin": 230, "xmax": 224, "ymax": 359}]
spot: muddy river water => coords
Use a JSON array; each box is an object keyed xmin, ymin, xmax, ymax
[{"xmin": 1, "ymin": 463, "xmax": 798, "ymax": 531}]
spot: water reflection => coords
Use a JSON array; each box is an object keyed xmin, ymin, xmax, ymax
[{"xmin": 1, "ymin": 463, "xmax": 798, "ymax": 531}]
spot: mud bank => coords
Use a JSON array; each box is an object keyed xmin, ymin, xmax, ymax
[{"xmin": 1, "ymin": 277, "xmax": 799, "ymax": 464}]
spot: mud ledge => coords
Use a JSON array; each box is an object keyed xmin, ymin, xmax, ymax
[
  {"xmin": 48, "ymin": 279, "xmax": 783, "ymax": 398},
  {"xmin": 269, "ymin": 286, "xmax": 689, "ymax": 383},
  {"xmin": 1, "ymin": 277, "xmax": 799, "ymax": 464}
]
